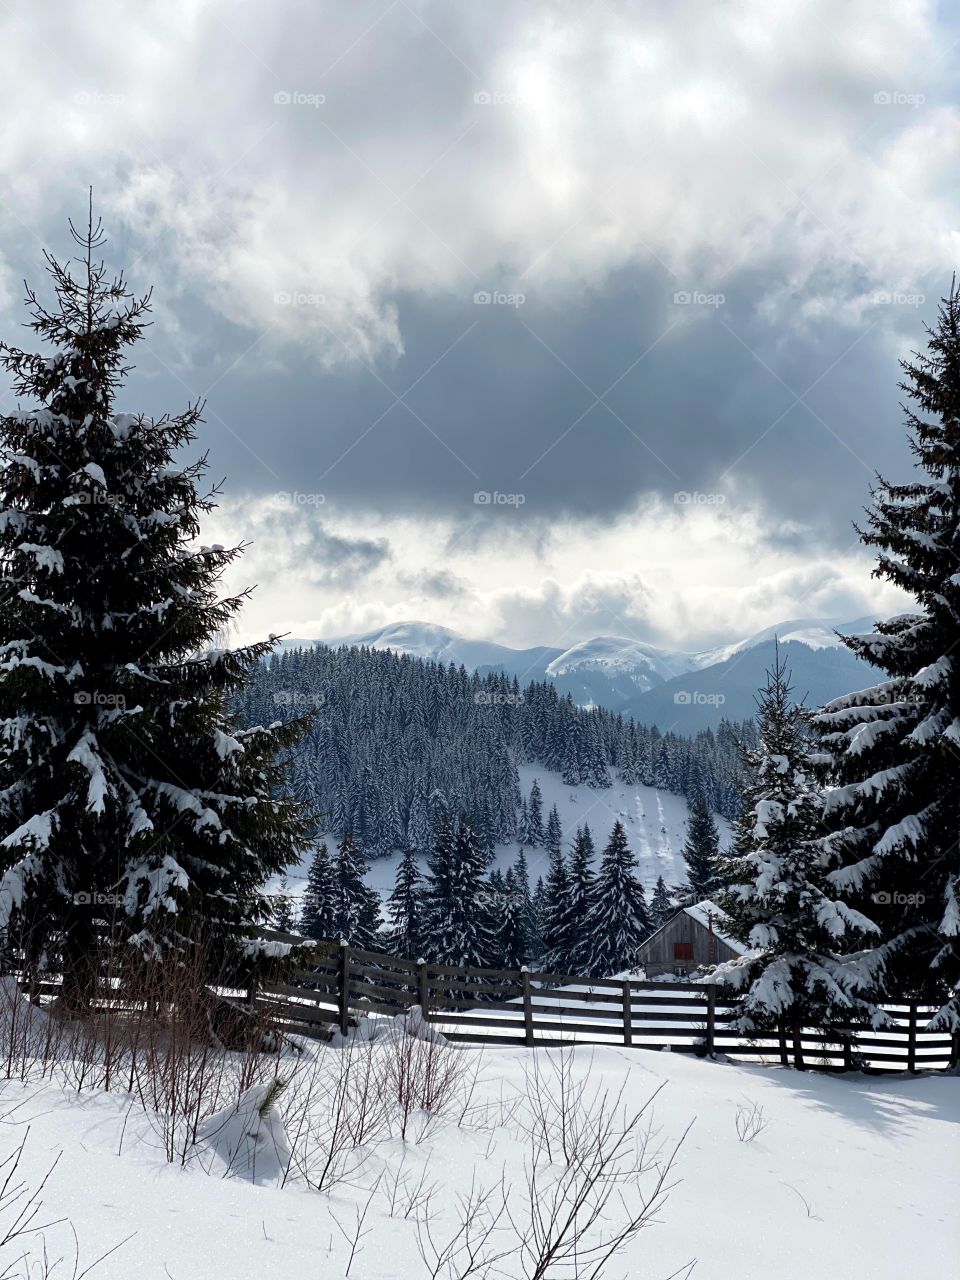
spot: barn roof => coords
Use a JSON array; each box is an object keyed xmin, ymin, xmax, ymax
[
  {"xmin": 682, "ymin": 899, "xmax": 746, "ymax": 953},
  {"xmin": 637, "ymin": 897, "xmax": 749, "ymax": 958}
]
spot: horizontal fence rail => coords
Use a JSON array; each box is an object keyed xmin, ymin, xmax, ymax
[{"xmin": 252, "ymin": 936, "xmax": 960, "ymax": 1073}]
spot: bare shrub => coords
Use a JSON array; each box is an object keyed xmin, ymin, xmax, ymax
[
  {"xmin": 0, "ymin": 936, "xmax": 284, "ymax": 1168},
  {"xmin": 279, "ymin": 1038, "xmax": 383, "ymax": 1192},
  {"xmin": 515, "ymin": 1044, "xmax": 594, "ymax": 1165},
  {"xmin": 420, "ymin": 1045, "xmax": 693, "ymax": 1280},
  {"xmin": 416, "ymin": 1174, "xmax": 514, "ymax": 1280},
  {"xmin": 383, "ymin": 1026, "xmax": 482, "ymax": 1142},
  {"xmin": 329, "ymin": 1178, "xmax": 382, "ymax": 1278},
  {"xmin": 123, "ymin": 953, "xmax": 280, "ymax": 1166},
  {"xmin": 0, "ymin": 979, "xmax": 73, "ymax": 1084},
  {"xmin": 509, "ymin": 1048, "xmax": 691, "ymax": 1279},
  {"xmin": 342, "ymin": 1038, "xmax": 392, "ymax": 1149},
  {"xmin": 381, "ymin": 1153, "xmax": 438, "ymax": 1221},
  {"xmin": 734, "ymin": 1099, "xmax": 770, "ymax": 1143}
]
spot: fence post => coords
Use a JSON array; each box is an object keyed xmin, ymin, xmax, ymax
[
  {"xmin": 417, "ymin": 956, "xmax": 430, "ymax": 1022},
  {"xmin": 907, "ymin": 1002, "xmax": 918, "ymax": 1073},
  {"xmin": 705, "ymin": 985, "xmax": 716, "ymax": 1058},
  {"xmin": 622, "ymin": 980, "xmax": 633, "ymax": 1047},
  {"xmin": 521, "ymin": 967, "xmax": 534, "ymax": 1047},
  {"xmin": 338, "ymin": 939, "xmax": 350, "ymax": 1036},
  {"xmin": 777, "ymin": 1020, "xmax": 789, "ymax": 1067}
]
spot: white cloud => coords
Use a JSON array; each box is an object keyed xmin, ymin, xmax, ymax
[
  {"xmin": 0, "ymin": 0, "xmax": 956, "ymax": 363},
  {"xmin": 205, "ymin": 492, "xmax": 908, "ymax": 649}
]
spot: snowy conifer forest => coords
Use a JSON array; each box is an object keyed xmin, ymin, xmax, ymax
[
  {"xmin": 236, "ymin": 640, "xmax": 755, "ymax": 832},
  {"xmin": 0, "ymin": 4, "xmax": 956, "ymax": 1277}
]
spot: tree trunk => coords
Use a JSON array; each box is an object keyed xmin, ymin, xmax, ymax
[{"xmin": 57, "ymin": 904, "xmax": 98, "ymax": 1013}]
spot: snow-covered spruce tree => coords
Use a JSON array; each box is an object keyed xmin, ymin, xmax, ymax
[
  {"xmin": 422, "ymin": 816, "xmax": 494, "ymax": 968},
  {"xmin": 385, "ymin": 845, "xmax": 423, "ymax": 960},
  {"xmin": 498, "ymin": 867, "xmax": 526, "ymax": 969},
  {"xmin": 511, "ymin": 846, "xmax": 542, "ymax": 965},
  {"xmin": 581, "ymin": 821, "xmax": 651, "ymax": 976},
  {"xmin": 333, "ymin": 834, "xmax": 381, "ymax": 949},
  {"xmin": 541, "ymin": 841, "xmax": 575, "ymax": 971},
  {"xmin": 299, "ymin": 842, "xmax": 338, "ymax": 942},
  {"xmin": 674, "ymin": 795, "xmax": 722, "ymax": 906},
  {"xmin": 649, "ymin": 875, "xmax": 675, "ymax": 930},
  {"xmin": 815, "ymin": 286, "xmax": 960, "ymax": 1044},
  {"xmin": 545, "ymin": 803, "xmax": 562, "ymax": 858},
  {"xmin": 0, "ymin": 210, "xmax": 310, "ymax": 1004},
  {"xmin": 516, "ymin": 796, "xmax": 531, "ymax": 845},
  {"xmin": 717, "ymin": 652, "xmax": 881, "ymax": 1067},
  {"xmin": 566, "ymin": 824, "xmax": 596, "ymax": 971},
  {"xmin": 532, "ymin": 875, "xmax": 548, "ymax": 955},
  {"xmin": 272, "ymin": 879, "xmax": 296, "ymax": 934},
  {"xmin": 526, "ymin": 779, "xmax": 545, "ymax": 846}
]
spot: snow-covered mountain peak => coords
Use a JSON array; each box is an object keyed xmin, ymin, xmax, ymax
[
  {"xmin": 343, "ymin": 620, "xmax": 462, "ymax": 661},
  {"xmin": 545, "ymin": 635, "xmax": 694, "ymax": 684},
  {"xmin": 692, "ymin": 616, "xmax": 875, "ymax": 668}
]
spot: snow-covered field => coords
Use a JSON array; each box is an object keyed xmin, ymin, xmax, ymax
[
  {"xmin": 274, "ymin": 767, "xmax": 725, "ymax": 908},
  {"xmin": 9, "ymin": 1042, "xmax": 956, "ymax": 1280}
]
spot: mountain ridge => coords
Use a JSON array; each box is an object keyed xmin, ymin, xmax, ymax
[{"xmin": 297, "ymin": 615, "xmax": 880, "ymax": 727}]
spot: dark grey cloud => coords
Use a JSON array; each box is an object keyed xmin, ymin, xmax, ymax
[
  {"xmin": 120, "ymin": 266, "xmax": 925, "ymax": 544},
  {"xmin": 1, "ymin": 0, "xmax": 957, "ymax": 599},
  {"xmin": 299, "ymin": 523, "xmax": 391, "ymax": 585},
  {"xmin": 396, "ymin": 568, "xmax": 473, "ymax": 599}
]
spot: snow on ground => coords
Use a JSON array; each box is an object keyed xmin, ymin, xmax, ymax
[
  {"xmin": 9, "ymin": 1044, "xmax": 956, "ymax": 1280},
  {"xmin": 272, "ymin": 767, "xmax": 726, "ymax": 910}
]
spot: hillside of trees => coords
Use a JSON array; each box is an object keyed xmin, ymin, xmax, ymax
[{"xmin": 234, "ymin": 642, "xmax": 757, "ymax": 858}]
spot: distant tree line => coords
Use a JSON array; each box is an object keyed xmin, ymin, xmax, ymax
[{"xmin": 234, "ymin": 643, "xmax": 756, "ymax": 860}]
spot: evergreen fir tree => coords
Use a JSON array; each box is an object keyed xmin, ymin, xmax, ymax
[
  {"xmin": 674, "ymin": 796, "xmax": 722, "ymax": 906},
  {"xmin": 300, "ymin": 843, "xmax": 338, "ymax": 941},
  {"xmin": 526, "ymin": 779, "xmax": 545, "ymax": 846},
  {"xmin": 406, "ymin": 780, "xmax": 431, "ymax": 856},
  {"xmin": 541, "ymin": 841, "xmax": 576, "ymax": 971},
  {"xmin": 545, "ymin": 804, "xmax": 562, "ymax": 858},
  {"xmin": 385, "ymin": 845, "xmax": 423, "ymax": 960},
  {"xmin": 585, "ymin": 717, "xmax": 611, "ymax": 788},
  {"xmin": 560, "ymin": 735, "xmax": 582, "ymax": 786},
  {"xmin": 512, "ymin": 847, "xmax": 541, "ymax": 964},
  {"xmin": 0, "ymin": 207, "xmax": 310, "ymax": 1004},
  {"xmin": 423, "ymin": 817, "xmax": 494, "ymax": 968},
  {"xmin": 516, "ymin": 796, "xmax": 531, "ymax": 845},
  {"xmin": 272, "ymin": 879, "xmax": 296, "ymax": 934},
  {"xmin": 566, "ymin": 824, "xmax": 596, "ymax": 971},
  {"xmin": 719, "ymin": 652, "xmax": 881, "ymax": 1067},
  {"xmin": 649, "ymin": 875, "xmax": 675, "ymax": 930},
  {"xmin": 498, "ymin": 867, "xmax": 526, "ymax": 969},
  {"xmin": 581, "ymin": 822, "xmax": 651, "ymax": 976},
  {"xmin": 532, "ymin": 876, "xmax": 548, "ymax": 964},
  {"xmin": 815, "ymin": 285, "xmax": 960, "ymax": 1040},
  {"xmin": 334, "ymin": 834, "xmax": 381, "ymax": 948}
]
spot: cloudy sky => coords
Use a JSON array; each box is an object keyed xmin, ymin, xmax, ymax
[{"xmin": 1, "ymin": 0, "xmax": 958, "ymax": 651}]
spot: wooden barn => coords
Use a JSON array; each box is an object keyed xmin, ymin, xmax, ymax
[{"xmin": 637, "ymin": 900, "xmax": 747, "ymax": 978}]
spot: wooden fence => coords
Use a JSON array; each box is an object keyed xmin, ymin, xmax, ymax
[{"xmin": 253, "ymin": 938, "xmax": 960, "ymax": 1073}]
